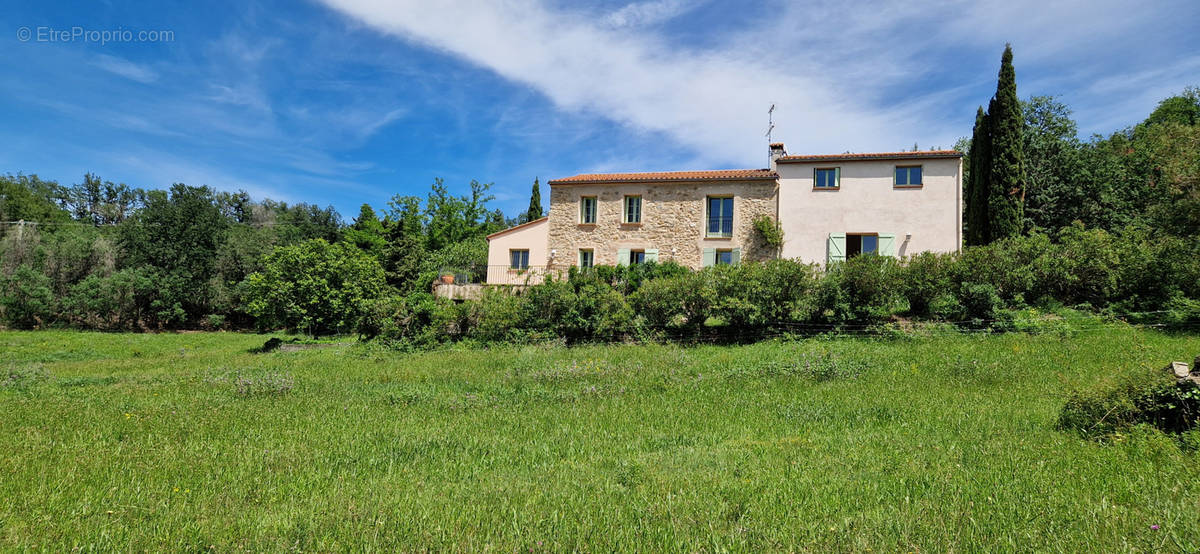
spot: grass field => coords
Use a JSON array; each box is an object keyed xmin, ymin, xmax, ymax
[{"xmin": 2, "ymin": 327, "xmax": 1200, "ymax": 551}]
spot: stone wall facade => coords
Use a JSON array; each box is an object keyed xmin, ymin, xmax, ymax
[{"xmin": 547, "ymin": 180, "xmax": 778, "ymax": 270}]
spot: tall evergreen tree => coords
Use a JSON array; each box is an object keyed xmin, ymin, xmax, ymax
[
  {"xmin": 986, "ymin": 44, "xmax": 1026, "ymax": 240},
  {"xmin": 525, "ymin": 177, "xmax": 543, "ymax": 223},
  {"xmin": 966, "ymin": 106, "xmax": 991, "ymax": 245}
]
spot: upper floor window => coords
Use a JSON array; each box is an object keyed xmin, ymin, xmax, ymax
[
  {"xmin": 578, "ymin": 249, "xmax": 594, "ymax": 268},
  {"xmin": 510, "ymin": 249, "xmax": 530, "ymax": 270},
  {"xmin": 580, "ymin": 196, "xmax": 597, "ymax": 224},
  {"xmin": 894, "ymin": 165, "xmax": 923, "ymax": 187},
  {"xmin": 623, "ymin": 195, "xmax": 642, "ymax": 224},
  {"xmin": 706, "ymin": 196, "xmax": 733, "ymax": 237},
  {"xmin": 814, "ymin": 167, "xmax": 840, "ymax": 189}
]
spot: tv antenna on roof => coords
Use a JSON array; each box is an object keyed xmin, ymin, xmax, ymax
[{"xmin": 765, "ymin": 103, "xmax": 776, "ymax": 143}]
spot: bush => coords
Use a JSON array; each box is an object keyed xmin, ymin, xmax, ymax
[
  {"xmin": 469, "ymin": 289, "xmax": 532, "ymax": 343},
  {"xmin": 1059, "ymin": 367, "xmax": 1200, "ymax": 439},
  {"xmin": 899, "ymin": 251, "xmax": 959, "ymax": 318},
  {"xmin": 812, "ymin": 255, "xmax": 903, "ymax": 327},
  {"xmin": 0, "ymin": 265, "xmax": 55, "ymax": 329},
  {"xmin": 64, "ymin": 267, "xmax": 158, "ymax": 330},
  {"xmin": 955, "ymin": 235, "xmax": 1041, "ymax": 306},
  {"xmin": 242, "ymin": 239, "xmax": 386, "ymax": 336},
  {"xmin": 373, "ymin": 292, "xmax": 472, "ymax": 349},
  {"xmin": 1031, "ymin": 225, "xmax": 1119, "ymax": 306}
]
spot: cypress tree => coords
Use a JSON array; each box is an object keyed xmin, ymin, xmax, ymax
[
  {"xmin": 986, "ymin": 44, "xmax": 1026, "ymax": 239},
  {"xmin": 966, "ymin": 106, "xmax": 991, "ymax": 245},
  {"xmin": 525, "ymin": 177, "xmax": 543, "ymax": 223}
]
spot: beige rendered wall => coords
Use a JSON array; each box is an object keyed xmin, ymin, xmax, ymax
[
  {"xmin": 547, "ymin": 180, "xmax": 778, "ymax": 270},
  {"xmin": 776, "ymin": 157, "xmax": 962, "ymax": 264},
  {"xmin": 485, "ymin": 218, "xmax": 550, "ymax": 284}
]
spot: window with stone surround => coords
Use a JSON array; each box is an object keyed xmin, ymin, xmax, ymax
[
  {"xmin": 623, "ymin": 195, "xmax": 642, "ymax": 224},
  {"xmin": 706, "ymin": 196, "xmax": 733, "ymax": 238},
  {"xmin": 580, "ymin": 196, "xmax": 597, "ymax": 224}
]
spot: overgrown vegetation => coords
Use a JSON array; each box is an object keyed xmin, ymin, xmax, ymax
[
  {"xmin": 2, "ymin": 328, "xmax": 1199, "ymax": 550},
  {"xmin": 368, "ymin": 225, "xmax": 1200, "ymax": 348}
]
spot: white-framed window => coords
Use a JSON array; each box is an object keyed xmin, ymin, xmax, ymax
[
  {"xmin": 814, "ymin": 167, "xmax": 840, "ymax": 189},
  {"xmin": 706, "ymin": 196, "xmax": 733, "ymax": 237},
  {"xmin": 580, "ymin": 196, "xmax": 597, "ymax": 224},
  {"xmin": 509, "ymin": 249, "xmax": 530, "ymax": 270},
  {"xmin": 623, "ymin": 195, "xmax": 642, "ymax": 223},
  {"xmin": 578, "ymin": 249, "xmax": 594, "ymax": 268},
  {"xmin": 894, "ymin": 165, "xmax": 923, "ymax": 187}
]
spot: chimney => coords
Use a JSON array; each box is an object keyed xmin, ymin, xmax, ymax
[{"xmin": 769, "ymin": 142, "xmax": 787, "ymax": 171}]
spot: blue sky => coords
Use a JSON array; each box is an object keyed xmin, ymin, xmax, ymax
[{"xmin": 2, "ymin": 0, "xmax": 1197, "ymax": 220}]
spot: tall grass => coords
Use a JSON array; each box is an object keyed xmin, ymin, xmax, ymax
[{"xmin": 1, "ymin": 327, "xmax": 1198, "ymax": 551}]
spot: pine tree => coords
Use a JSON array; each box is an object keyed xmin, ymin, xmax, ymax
[
  {"xmin": 524, "ymin": 178, "xmax": 543, "ymax": 223},
  {"xmin": 966, "ymin": 106, "xmax": 991, "ymax": 245},
  {"xmin": 986, "ymin": 44, "xmax": 1026, "ymax": 240}
]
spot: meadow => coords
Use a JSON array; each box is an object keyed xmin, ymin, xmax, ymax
[{"xmin": 2, "ymin": 327, "xmax": 1199, "ymax": 551}]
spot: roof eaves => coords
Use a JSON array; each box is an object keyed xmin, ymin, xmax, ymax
[{"xmin": 485, "ymin": 216, "xmax": 548, "ymax": 240}]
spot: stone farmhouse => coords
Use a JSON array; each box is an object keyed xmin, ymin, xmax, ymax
[{"xmin": 484, "ymin": 143, "xmax": 962, "ymax": 285}]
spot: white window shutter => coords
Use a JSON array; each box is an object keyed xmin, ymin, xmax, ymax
[
  {"xmin": 730, "ymin": 247, "xmax": 741, "ymax": 265},
  {"xmin": 702, "ymin": 248, "xmax": 716, "ymax": 267},
  {"xmin": 827, "ymin": 233, "xmax": 846, "ymax": 264},
  {"xmin": 877, "ymin": 233, "xmax": 897, "ymax": 257},
  {"xmin": 617, "ymin": 248, "xmax": 630, "ymax": 266},
  {"xmin": 645, "ymin": 249, "xmax": 658, "ymax": 263}
]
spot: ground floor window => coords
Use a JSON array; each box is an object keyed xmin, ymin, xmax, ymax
[
  {"xmin": 629, "ymin": 249, "xmax": 646, "ymax": 265},
  {"xmin": 510, "ymin": 249, "xmax": 530, "ymax": 269},
  {"xmin": 846, "ymin": 234, "xmax": 878, "ymax": 258},
  {"xmin": 579, "ymin": 249, "xmax": 594, "ymax": 268},
  {"xmin": 716, "ymin": 249, "xmax": 734, "ymax": 265}
]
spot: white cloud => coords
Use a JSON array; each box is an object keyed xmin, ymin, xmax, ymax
[
  {"xmin": 317, "ymin": 0, "xmax": 1196, "ymax": 168},
  {"xmin": 604, "ymin": 0, "xmax": 696, "ymax": 28},
  {"xmin": 91, "ymin": 54, "xmax": 158, "ymax": 84},
  {"xmin": 317, "ymin": 0, "xmax": 920, "ymax": 168}
]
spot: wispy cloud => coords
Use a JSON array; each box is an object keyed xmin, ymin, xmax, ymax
[
  {"xmin": 91, "ymin": 54, "xmax": 158, "ymax": 84},
  {"xmin": 604, "ymin": 0, "xmax": 697, "ymax": 28}
]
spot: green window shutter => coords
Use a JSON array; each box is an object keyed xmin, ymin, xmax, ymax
[
  {"xmin": 834, "ymin": 167, "xmax": 841, "ymax": 187},
  {"xmin": 877, "ymin": 233, "xmax": 897, "ymax": 257},
  {"xmin": 644, "ymin": 248, "xmax": 658, "ymax": 262},
  {"xmin": 827, "ymin": 233, "xmax": 846, "ymax": 264},
  {"xmin": 702, "ymin": 248, "xmax": 716, "ymax": 268},
  {"xmin": 617, "ymin": 248, "xmax": 630, "ymax": 266},
  {"xmin": 730, "ymin": 247, "xmax": 741, "ymax": 265}
]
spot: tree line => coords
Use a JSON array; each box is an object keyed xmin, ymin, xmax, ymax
[{"xmin": 0, "ymin": 174, "xmax": 542, "ymax": 331}]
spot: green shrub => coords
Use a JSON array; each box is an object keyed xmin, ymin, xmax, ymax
[
  {"xmin": 0, "ymin": 265, "xmax": 55, "ymax": 329},
  {"xmin": 242, "ymin": 239, "xmax": 386, "ymax": 336},
  {"xmin": 469, "ymin": 289, "xmax": 531, "ymax": 343},
  {"xmin": 1031, "ymin": 225, "xmax": 1119, "ymax": 306},
  {"xmin": 64, "ymin": 267, "xmax": 158, "ymax": 330},
  {"xmin": 899, "ymin": 251, "xmax": 959, "ymax": 317},
  {"xmin": 958, "ymin": 283, "xmax": 1004, "ymax": 325},
  {"xmin": 812, "ymin": 255, "xmax": 903, "ymax": 327},
  {"xmin": 1059, "ymin": 366, "xmax": 1200, "ymax": 439},
  {"xmin": 955, "ymin": 235, "xmax": 1041, "ymax": 305}
]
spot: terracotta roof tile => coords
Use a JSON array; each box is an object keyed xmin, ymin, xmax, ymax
[
  {"xmin": 776, "ymin": 150, "xmax": 962, "ymax": 163},
  {"xmin": 548, "ymin": 168, "xmax": 776, "ymax": 185}
]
